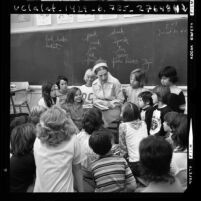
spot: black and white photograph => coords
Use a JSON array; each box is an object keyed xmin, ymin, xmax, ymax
[{"xmin": 1, "ymin": 0, "xmax": 198, "ymax": 198}]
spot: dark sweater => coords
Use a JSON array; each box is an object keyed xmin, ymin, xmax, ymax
[
  {"xmin": 150, "ymin": 105, "xmax": 172, "ymax": 137},
  {"xmin": 10, "ymin": 152, "xmax": 36, "ymax": 192}
]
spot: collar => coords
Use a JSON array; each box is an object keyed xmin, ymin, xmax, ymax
[{"xmin": 142, "ymin": 105, "xmax": 150, "ymax": 111}]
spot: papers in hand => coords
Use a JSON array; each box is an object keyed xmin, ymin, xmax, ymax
[{"xmin": 93, "ymin": 103, "xmax": 109, "ymax": 111}]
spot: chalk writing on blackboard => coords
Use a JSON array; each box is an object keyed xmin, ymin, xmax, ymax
[
  {"xmin": 84, "ymin": 31, "xmax": 102, "ymax": 66},
  {"xmin": 83, "ymin": 31, "xmax": 97, "ymax": 42},
  {"xmin": 157, "ymin": 21, "xmax": 187, "ymax": 37},
  {"xmin": 113, "ymin": 37, "xmax": 129, "ymax": 46},
  {"xmin": 45, "ymin": 34, "xmax": 68, "ymax": 49},
  {"xmin": 109, "ymin": 27, "xmax": 124, "ymax": 36},
  {"xmin": 141, "ymin": 58, "xmax": 153, "ymax": 72}
]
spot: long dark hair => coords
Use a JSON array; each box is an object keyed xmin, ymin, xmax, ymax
[
  {"xmin": 67, "ymin": 87, "xmax": 83, "ymax": 104},
  {"xmin": 42, "ymin": 81, "xmax": 54, "ymax": 108}
]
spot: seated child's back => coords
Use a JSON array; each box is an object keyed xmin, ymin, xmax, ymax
[{"xmin": 89, "ymin": 128, "xmax": 137, "ymax": 192}]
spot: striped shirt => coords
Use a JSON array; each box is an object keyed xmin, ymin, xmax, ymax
[{"xmin": 90, "ymin": 154, "xmax": 136, "ymax": 192}]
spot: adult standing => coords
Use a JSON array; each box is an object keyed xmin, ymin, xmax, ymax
[{"xmin": 92, "ymin": 59, "xmax": 124, "ymax": 127}]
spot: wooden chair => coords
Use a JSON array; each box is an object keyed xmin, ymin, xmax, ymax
[{"xmin": 11, "ymin": 82, "xmax": 31, "ymax": 114}]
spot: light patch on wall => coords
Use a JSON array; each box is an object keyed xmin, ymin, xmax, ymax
[{"xmin": 36, "ymin": 14, "xmax": 51, "ymax": 26}]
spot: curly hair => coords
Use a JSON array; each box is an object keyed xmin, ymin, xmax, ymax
[
  {"xmin": 139, "ymin": 136, "xmax": 175, "ymax": 184},
  {"xmin": 82, "ymin": 107, "xmax": 104, "ymax": 134},
  {"xmin": 10, "ymin": 123, "xmax": 36, "ymax": 156},
  {"xmin": 36, "ymin": 105, "xmax": 76, "ymax": 146},
  {"xmin": 29, "ymin": 105, "xmax": 47, "ymax": 125}
]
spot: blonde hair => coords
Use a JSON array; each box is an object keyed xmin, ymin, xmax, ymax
[
  {"xmin": 36, "ymin": 105, "xmax": 76, "ymax": 146},
  {"xmin": 83, "ymin": 68, "xmax": 95, "ymax": 82},
  {"xmin": 130, "ymin": 68, "xmax": 146, "ymax": 87},
  {"xmin": 30, "ymin": 105, "xmax": 47, "ymax": 117}
]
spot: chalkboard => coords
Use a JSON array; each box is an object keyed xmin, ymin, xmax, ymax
[{"xmin": 11, "ymin": 18, "xmax": 187, "ymax": 85}]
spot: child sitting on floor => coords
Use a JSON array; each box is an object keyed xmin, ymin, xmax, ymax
[
  {"xmin": 150, "ymin": 85, "xmax": 172, "ymax": 137},
  {"xmin": 138, "ymin": 91, "xmax": 154, "ymax": 135},
  {"xmin": 89, "ymin": 128, "xmax": 137, "ymax": 192},
  {"xmin": 61, "ymin": 87, "xmax": 84, "ymax": 131},
  {"xmin": 10, "ymin": 123, "xmax": 36, "ymax": 192},
  {"xmin": 118, "ymin": 102, "xmax": 148, "ymax": 178},
  {"xmin": 138, "ymin": 136, "xmax": 183, "ymax": 192}
]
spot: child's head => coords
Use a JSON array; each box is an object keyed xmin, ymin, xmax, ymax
[
  {"xmin": 56, "ymin": 75, "xmax": 68, "ymax": 93},
  {"xmin": 139, "ymin": 136, "xmax": 174, "ymax": 183},
  {"xmin": 138, "ymin": 91, "xmax": 153, "ymax": 109},
  {"xmin": 41, "ymin": 81, "xmax": 56, "ymax": 107},
  {"xmin": 130, "ymin": 68, "xmax": 146, "ymax": 89},
  {"xmin": 82, "ymin": 108, "xmax": 104, "ymax": 134},
  {"xmin": 152, "ymin": 85, "xmax": 170, "ymax": 105},
  {"xmin": 67, "ymin": 87, "xmax": 83, "ymax": 104},
  {"xmin": 170, "ymin": 114, "xmax": 188, "ymax": 151},
  {"xmin": 37, "ymin": 105, "xmax": 76, "ymax": 146},
  {"xmin": 163, "ymin": 111, "xmax": 179, "ymax": 133},
  {"xmin": 121, "ymin": 102, "xmax": 140, "ymax": 122},
  {"xmin": 89, "ymin": 128, "xmax": 113, "ymax": 156},
  {"xmin": 29, "ymin": 105, "xmax": 47, "ymax": 125},
  {"xmin": 10, "ymin": 123, "xmax": 36, "ymax": 156},
  {"xmin": 83, "ymin": 68, "xmax": 96, "ymax": 87},
  {"xmin": 10, "ymin": 114, "xmax": 29, "ymax": 133},
  {"xmin": 93, "ymin": 59, "xmax": 108, "ymax": 84},
  {"xmin": 158, "ymin": 66, "xmax": 178, "ymax": 86}
]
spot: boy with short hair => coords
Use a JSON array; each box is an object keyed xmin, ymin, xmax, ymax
[{"xmin": 89, "ymin": 128, "xmax": 136, "ymax": 192}]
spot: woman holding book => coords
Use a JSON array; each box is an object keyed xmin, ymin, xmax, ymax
[{"xmin": 92, "ymin": 59, "xmax": 124, "ymax": 127}]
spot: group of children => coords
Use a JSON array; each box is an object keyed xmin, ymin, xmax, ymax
[{"xmin": 10, "ymin": 61, "xmax": 188, "ymax": 193}]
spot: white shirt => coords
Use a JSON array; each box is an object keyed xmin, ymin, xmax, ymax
[
  {"xmin": 77, "ymin": 130, "xmax": 98, "ymax": 169},
  {"xmin": 119, "ymin": 121, "xmax": 148, "ymax": 162},
  {"xmin": 79, "ymin": 85, "xmax": 94, "ymax": 109},
  {"xmin": 38, "ymin": 98, "xmax": 48, "ymax": 109},
  {"xmin": 33, "ymin": 135, "xmax": 82, "ymax": 192},
  {"xmin": 171, "ymin": 148, "xmax": 187, "ymax": 190}
]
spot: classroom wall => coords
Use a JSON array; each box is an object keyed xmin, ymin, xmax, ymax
[
  {"xmin": 11, "ymin": 14, "xmax": 187, "ymax": 33},
  {"xmin": 11, "ymin": 14, "xmax": 188, "ymax": 113}
]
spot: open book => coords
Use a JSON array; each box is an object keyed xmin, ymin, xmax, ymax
[{"xmin": 93, "ymin": 102, "xmax": 109, "ymax": 111}]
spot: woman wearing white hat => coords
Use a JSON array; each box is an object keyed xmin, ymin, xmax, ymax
[{"xmin": 92, "ymin": 59, "xmax": 124, "ymax": 128}]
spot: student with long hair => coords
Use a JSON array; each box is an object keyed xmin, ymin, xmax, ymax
[
  {"xmin": 170, "ymin": 113, "xmax": 188, "ymax": 191},
  {"xmin": 38, "ymin": 81, "xmax": 57, "ymax": 109},
  {"xmin": 61, "ymin": 87, "xmax": 84, "ymax": 131}
]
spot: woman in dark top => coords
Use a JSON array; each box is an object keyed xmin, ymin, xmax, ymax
[
  {"xmin": 158, "ymin": 66, "xmax": 186, "ymax": 113},
  {"xmin": 10, "ymin": 123, "xmax": 36, "ymax": 192}
]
